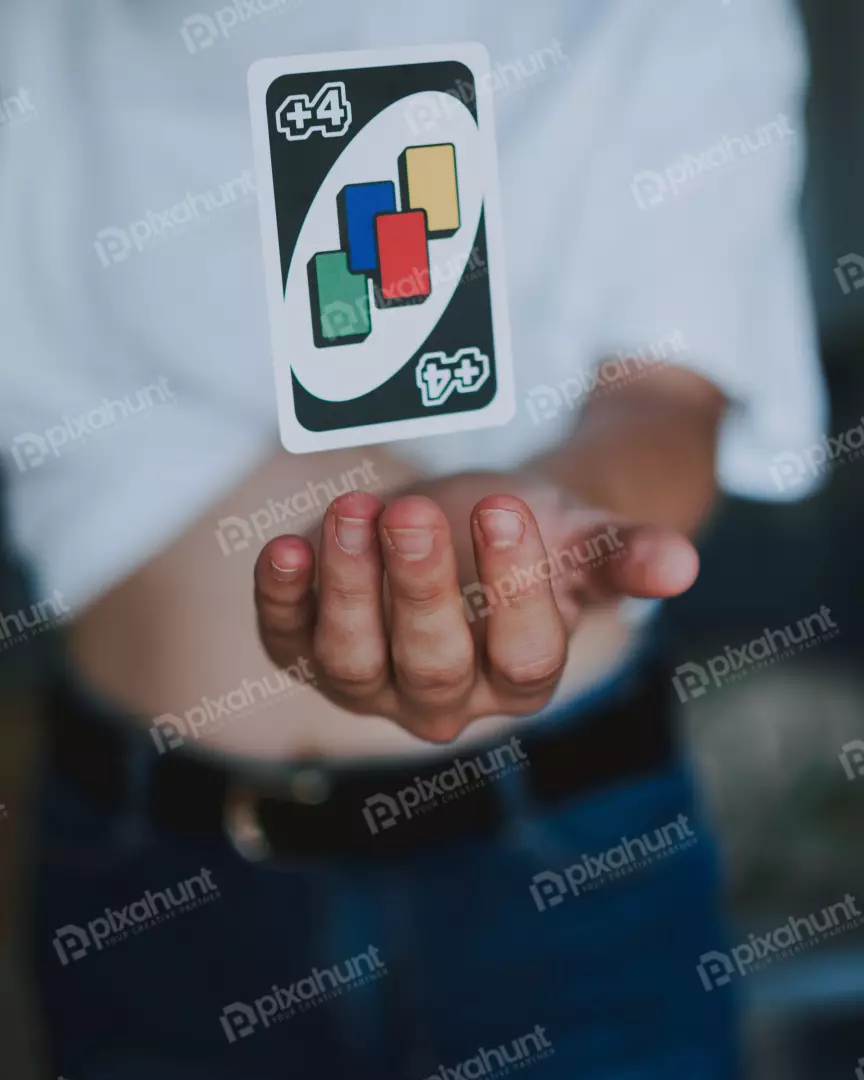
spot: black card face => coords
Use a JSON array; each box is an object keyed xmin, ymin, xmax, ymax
[{"xmin": 248, "ymin": 44, "xmax": 514, "ymax": 453}]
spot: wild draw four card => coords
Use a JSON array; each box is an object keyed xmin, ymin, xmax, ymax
[{"xmin": 248, "ymin": 44, "xmax": 515, "ymax": 453}]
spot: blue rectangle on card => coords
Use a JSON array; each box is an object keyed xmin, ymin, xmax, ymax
[{"xmin": 337, "ymin": 181, "xmax": 397, "ymax": 273}]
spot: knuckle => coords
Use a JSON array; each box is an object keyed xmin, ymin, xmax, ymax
[
  {"xmin": 497, "ymin": 581, "xmax": 549, "ymax": 608},
  {"xmin": 399, "ymin": 656, "xmax": 474, "ymax": 697},
  {"xmin": 258, "ymin": 610, "xmax": 305, "ymax": 640},
  {"xmin": 495, "ymin": 651, "xmax": 565, "ymax": 695},
  {"xmin": 324, "ymin": 577, "xmax": 375, "ymax": 611},
  {"xmin": 325, "ymin": 670, "xmax": 388, "ymax": 699},
  {"xmin": 394, "ymin": 631, "xmax": 474, "ymax": 695},
  {"xmin": 395, "ymin": 576, "xmax": 453, "ymax": 613},
  {"xmin": 257, "ymin": 594, "xmax": 311, "ymax": 635},
  {"xmin": 314, "ymin": 644, "xmax": 387, "ymax": 695}
]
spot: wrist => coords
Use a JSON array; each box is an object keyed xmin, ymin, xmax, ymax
[{"xmin": 529, "ymin": 367, "xmax": 725, "ymax": 535}]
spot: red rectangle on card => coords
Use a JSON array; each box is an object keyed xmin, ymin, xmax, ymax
[{"xmin": 375, "ymin": 210, "xmax": 431, "ymax": 303}]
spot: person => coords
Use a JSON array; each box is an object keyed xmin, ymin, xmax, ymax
[{"xmin": 0, "ymin": 0, "xmax": 825, "ymax": 1077}]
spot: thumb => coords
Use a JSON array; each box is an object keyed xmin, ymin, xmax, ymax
[{"xmin": 561, "ymin": 521, "xmax": 700, "ymax": 600}]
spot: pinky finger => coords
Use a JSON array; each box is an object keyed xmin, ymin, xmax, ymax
[{"xmin": 254, "ymin": 535, "xmax": 317, "ymax": 667}]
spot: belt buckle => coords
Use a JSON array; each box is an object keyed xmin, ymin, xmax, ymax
[
  {"xmin": 223, "ymin": 783, "xmax": 273, "ymax": 863},
  {"xmin": 223, "ymin": 765, "xmax": 333, "ymax": 863}
]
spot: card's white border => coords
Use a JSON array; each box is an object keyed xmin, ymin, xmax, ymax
[{"xmin": 248, "ymin": 43, "xmax": 515, "ymax": 455}]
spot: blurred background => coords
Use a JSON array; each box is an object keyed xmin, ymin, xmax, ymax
[
  {"xmin": 1, "ymin": 1, "xmax": 863, "ymax": 1077},
  {"xmin": 671, "ymin": 1, "xmax": 864, "ymax": 1074}
]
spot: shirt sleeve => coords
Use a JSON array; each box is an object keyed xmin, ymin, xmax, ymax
[{"xmin": 581, "ymin": 0, "xmax": 826, "ymax": 501}]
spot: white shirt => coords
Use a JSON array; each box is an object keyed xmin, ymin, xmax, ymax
[{"xmin": 0, "ymin": 0, "xmax": 826, "ymax": 613}]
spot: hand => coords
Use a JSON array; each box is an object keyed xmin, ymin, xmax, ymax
[{"xmin": 253, "ymin": 472, "xmax": 698, "ymax": 743}]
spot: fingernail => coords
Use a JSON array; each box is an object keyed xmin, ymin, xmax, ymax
[
  {"xmin": 384, "ymin": 527, "xmax": 434, "ymax": 560},
  {"xmin": 270, "ymin": 559, "xmax": 301, "ymax": 581},
  {"xmin": 335, "ymin": 516, "xmax": 374, "ymax": 555},
  {"xmin": 477, "ymin": 509, "xmax": 525, "ymax": 549}
]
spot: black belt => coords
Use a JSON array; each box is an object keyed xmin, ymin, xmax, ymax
[{"xmin": 46, "ymin": 661, "xmax": 676, "ymax": 860}]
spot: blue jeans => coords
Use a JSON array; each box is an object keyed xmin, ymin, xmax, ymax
[{"xmin": 31, "ymin": 662, "xmax": 741, "ymax": 1080}]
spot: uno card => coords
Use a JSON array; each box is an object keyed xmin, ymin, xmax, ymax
[{"xmin": 248, "ymin": 44, "xmax": 515, "ymax": 454}]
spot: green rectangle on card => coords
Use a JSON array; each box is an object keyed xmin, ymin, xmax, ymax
[{"xmin": 309, "ymin": 251, "xmax": 371, "ymax": 346}]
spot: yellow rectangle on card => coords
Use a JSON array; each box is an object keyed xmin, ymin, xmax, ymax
[{"xmin": 399, "ymin": 144, "xmax": 460, "ymax": 237}]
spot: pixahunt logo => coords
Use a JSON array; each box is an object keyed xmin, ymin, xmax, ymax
[
  {"xmin": 93, "ymin": 171, "xmax": 255, "ymax": 266},
  {"xmin": 461, "ymin": 527, "xmax": 625, "ymax": 624},
  {"xmin": 840, "ymin": 740, "xmax": 864, "ymax": 781},
  {"xmin": 53, "ymin": 868, "xmax": 219, "ymax": 965},
  {"xmin": 697, "ymin": 893, "xmax": 863, "ymax": 991},
  {"xmin": 324, "ymin": 247, "xmax": 488, "ymax": 335},
  {"xmin": 9, "ymin": 377, "xmax": 176, "ymax": 472},
  {"xmin": 150, "ymin": 659, "xmax": 315, "ymax": 753},
  {"xmin": 215, "ymin": 460, "xmax": 382, "ymax": 555},
  {"xmin": 835, "ymin": 253, "xmax": 864, "ymax": 296},
  {"xmin": 769, "ymin": 415, "xmax": 864, "ymax": 492},
  {"xmin": 0, "ymin": 87, "xmax": 37, "ymax": 129},
  {"xmin": 525, "ymin": 329, "xmax": 685, "ymax": 425},
  {"xmin": 631, "ymin": 112, "xmax": 795, "ymax": 209},
  {"xmin": 404, "ymin": 39, "xmax": 567, "ymax": 137},
  {"xmin": 423, "ymin": 1024, "xmax": 554, "ymax": 1080},
  {"xmin": 673, "ymin": 606, "xmax": 839, "ymax": 702},
  {"xmin": 362, "ymin": 737, "xmax": 528, "ymax": 835},
  {"xmin": 180, "ymin": 0, "xmax": 303, "ymax": 55},
  {"xmin": 0, "ymin": 591, "xmax": 71, "ymax": 652},
  {"xmin": 220, "ymin": 945, "xmax": 386, "ymax": 1042},
  {"xmin": 530, "ymin": 814, "xmax": 696, "ymax": 911}
]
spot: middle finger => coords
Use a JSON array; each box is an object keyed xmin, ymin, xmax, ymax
[
  {"xmin": 380, "ymin": 495, "xmax": 475, "ymax": 730},
  {"xmin": 313, "ymin": 491, "xmax": 390, "ymax": 705}
]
